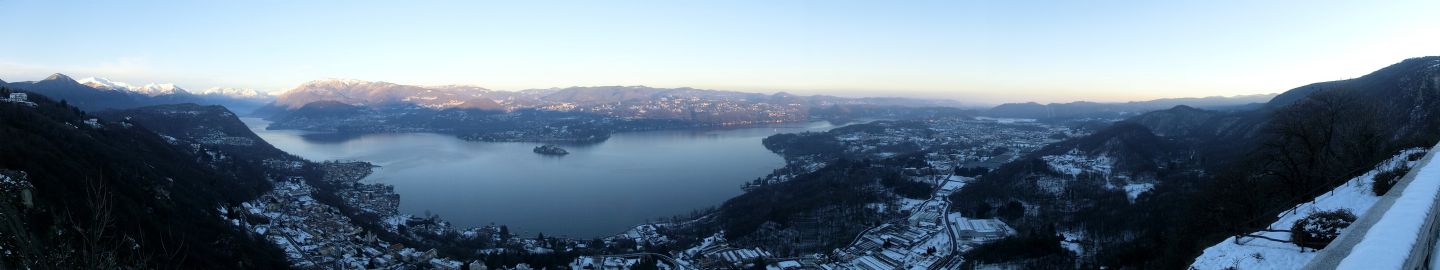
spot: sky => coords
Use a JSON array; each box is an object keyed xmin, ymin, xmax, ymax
[{"xmin": 1, "ymin": 1, "xmax": 1437, "ymax": 105}]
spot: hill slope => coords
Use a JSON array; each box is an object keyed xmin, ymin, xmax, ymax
[
  {"xmin": 0, "ymin": 88, "xmax": 287, "ymax": 269},
  {"xmin": 951, "ymin": 56, "xmax": 1440, "ymax": 268}
]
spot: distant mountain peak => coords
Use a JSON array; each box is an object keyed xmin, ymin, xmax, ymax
[
  {"xmin": 132, "ymin": 83, "xmax": 189, "ymax": 96},
  {"xmin": 77, "ymin": 77, "xmax": 136, "ymax": 91},
  {"xmin": 276, "ymin": 78, "xmax": 500, "ymax": 110},
  {"xmin": 1169, "ymin": 105, "xmax": 1200, "ymax": 111},
  {"xmin": 303, "ymin": 78, "xmax": 390, "ymax": 87},
  {"xmin": 200, "ymin": 87, "xmax": 264, "ymax": 98},
  {"xmin": 43, "ymin": 73, "xmax": 76, "ymax": 82},
  {"xmin": 73, "ymin": 77, "xmax": 194, "ymax": 96},
  {"xmin": 425, "ymin": 84, "xmax": 493, "ymax": 92}
]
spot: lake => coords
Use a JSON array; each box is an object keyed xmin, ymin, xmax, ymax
[{"xmin": 241, "ymin": 118, "xmax": 843, "ymax": 238}]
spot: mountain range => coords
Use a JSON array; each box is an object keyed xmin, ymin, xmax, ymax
[
  {"xmin": 251, "ymin": 79, "xmax": 977, "ymax": 136},
  {"xmin": 258, "ymin": 79, "xmax": 968, "ymax": 117},
  {"xmin": 5, "ymin": 73, "xmax": 1279, "ymax": 126},
  {"xmin": 1, "ymin": 74, "xmax": 273, "ymax": 111},
  {"xmin": 985, "ymin": 93, "xmax": 1276, "ymax": 120}
]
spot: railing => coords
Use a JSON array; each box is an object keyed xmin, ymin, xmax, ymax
[{"xmin": 1304, "ymin": 142, "xmax": 1440, "ymax": 270}]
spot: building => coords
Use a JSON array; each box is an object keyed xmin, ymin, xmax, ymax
[
  {"xmin": 710, "ymin": 248, "xmax": 772, "ymax": 267},
  {"xmin": 848, "ymin": 255, "xmax": 897, "ymax": 270},
  {"xmin": 3, "ymin": 93, "xmax": 36, "ymax": 107},
  {"xmin": 955, "ymin": 218, "xmax": 1015, "ymax": 242},
  {"xmin": 467, "ymin": 260, "xmax": 488, "ymax": 270},
  {"xmin": 776, "ymin": 260, "xmax": 804, "ymax": 270}
]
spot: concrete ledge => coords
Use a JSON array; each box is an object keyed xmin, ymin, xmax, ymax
[{"xmin": 1304, "ymin": 142, "xmax": 1440, "ymax": 270}]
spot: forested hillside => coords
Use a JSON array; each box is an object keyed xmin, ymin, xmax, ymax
[{"xmin": 0, "ymin": 87, "xmax": 288, "ymax": 269}]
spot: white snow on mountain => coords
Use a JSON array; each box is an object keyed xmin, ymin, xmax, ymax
[
  {"xmin": 200, "ymin": 87, "xmax": 267, "ymax": 99},
  {"xmin": 76, "ymin": 77, "xmax": 191, "ymax": 96},
  {"xmin": 77, "ymin": 77, "xmax": 137, "ymax": 92},
  {"xmin": 132, "ymin": 83, "xmax": 188, "ymax": 96}
]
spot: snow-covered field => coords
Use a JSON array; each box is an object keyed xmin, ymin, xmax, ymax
[{"xmin": 1189, "ymin": 148, "xmax": 1427, "ymax": 270}]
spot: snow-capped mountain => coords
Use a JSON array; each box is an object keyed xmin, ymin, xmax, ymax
[
  {"xmin": 132, "ymin": 83, "xmax": 189, "ymax": 96},
  {"xmin": 6, "ymin": 74, "xmax": 140, "ymax": 110},
  {"xmin": 77, "ymin": 77, "xmax": 137, "ymax": 92},
  {"xmin": 6, "ymin": 74, "xmax": 274, "ymax": 111},
  {"xmin": 269, "ymin": 78, "xmax": 502, "ymax": 110},
  {"xmin": 76, "ymin": 77, "xmax": 192, "ymax": 96},
  {"xmin": 199, "ymin": 87, "xmax": 267, "ymax": 100}
]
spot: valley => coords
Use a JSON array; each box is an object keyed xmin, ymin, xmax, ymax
[{"xmin": 7, "ymin": 2, "xmax": 1440, "ymax": 269}]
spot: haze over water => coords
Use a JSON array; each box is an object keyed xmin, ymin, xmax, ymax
[{"xmin": 242, "ymin": 117, "xmax": 844, "ymax": 237}]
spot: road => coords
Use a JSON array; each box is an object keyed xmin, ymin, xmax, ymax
[{"xmin": 929, "ymin": 174, "xmax": 965, "ymax": 270}]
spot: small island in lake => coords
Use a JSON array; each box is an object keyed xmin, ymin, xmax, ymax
[{"xmin": 533, "ymin": 144, "xmax": 569, "ymax": 155}]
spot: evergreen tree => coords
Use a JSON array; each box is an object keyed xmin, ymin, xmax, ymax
[{"xmin": 499, "ymin": 225, "xmax": 510, "ymax": 241}]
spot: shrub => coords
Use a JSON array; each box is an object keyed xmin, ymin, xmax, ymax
[
  {"xmin": 1290, "ymin": 209, "xmax": 1357, "ymax": 250},
  {"xmin": 1372, "ymin": 166, "xmax": 1411, "ymax": 196},
  {"xmin": 1407, "ymin": 151, "xmax": 1427, "ymax": 161}
]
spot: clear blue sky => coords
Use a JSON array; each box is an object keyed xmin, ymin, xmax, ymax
[{"xmin": 1, "ymin": 1, "xmax": 1436, "ymax": 104}]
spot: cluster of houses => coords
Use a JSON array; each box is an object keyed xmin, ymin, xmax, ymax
[
  {"xmin": 240, "ymin": 177, "xmax": 473, "ymax": 269},
  {"xmin": 708, "ymin": 248, "xmax": 772, "ymax": 267},
  {"xmin": 320, "ymin": 162, "xmax": 402, "ymax": 216},
  {"xmin": 670, "ymin": 117, "xmax": 1058, "ymax": 269},
  {"xmin": 926, "ymin": 117, "xmax": 1076, "ymax": 170},
  {"xmin": 664, "ymin": 232, "xmax": 812, "ymax": 269},
  {"xmin": 574, "ymin": 96, "xmax": 808, "ymax": 125},
  {"xmin": 824, "ymin": 213, "xmax": 1015, "ymax": 270},
  {"xmin": 737, "ymin": 171, "xmax": 1015, "ymax": 270},
  {"xmin": 569, "ymin": 256, "xmax": 648, "ymax": 269},
  {"xmin": 778, "ymin": 116, "xmax": 1071, "ymax": 178}
]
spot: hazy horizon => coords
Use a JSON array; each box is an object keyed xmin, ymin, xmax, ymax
[
  {"xmin": 2, "ymin": 1, "xmax": 1437, "ymax": 104},
  {"xmin": 3, "ymin": 72, "xmax": 1291, "ymax": 107}
]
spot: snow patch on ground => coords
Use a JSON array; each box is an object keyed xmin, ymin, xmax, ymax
[
  {"xmin": 1060, "ymin": 231, "xmax": 1086, "ymax": 256},
  {"xmin": 1124, "ymin": 183, "xmax": 1154, "ymax": 201},
  {"xmin": 1190, "ymin": 148, "xmax": 1426, "ymax": 270},
  {"xmin": 1337, "ymin": 148, "xmax": 1438, "ymax": 269}
]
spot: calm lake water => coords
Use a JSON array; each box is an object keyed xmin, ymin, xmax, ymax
[{"xmin": 241, "ymin": 118, "xmax": 842, "ymax": 238}]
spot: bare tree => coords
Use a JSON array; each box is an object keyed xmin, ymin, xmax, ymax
[
  {"xmin": 56, "ymin": 176, "xmax": 122, "ymax": 269},
  {"xmin": 1261, "ymin": 89, "xmax": 1370, "ymax": 196}
]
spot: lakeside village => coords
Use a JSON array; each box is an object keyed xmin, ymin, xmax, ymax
[
  {"xmin": 720, "ymin": 117, "xmax": 1076, "ymax": 270},
  {"xmin": 235, "ymin": 164, "xmax": 1023, "ymax": 269},
  {"xmin": 190, "ymin": 110, "xmax": 1091, "ymax": 269}
]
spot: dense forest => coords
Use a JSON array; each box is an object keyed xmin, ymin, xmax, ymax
[{"xmin": 0, "ymin": 87, "xmax": 289, "ymax": 269}]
